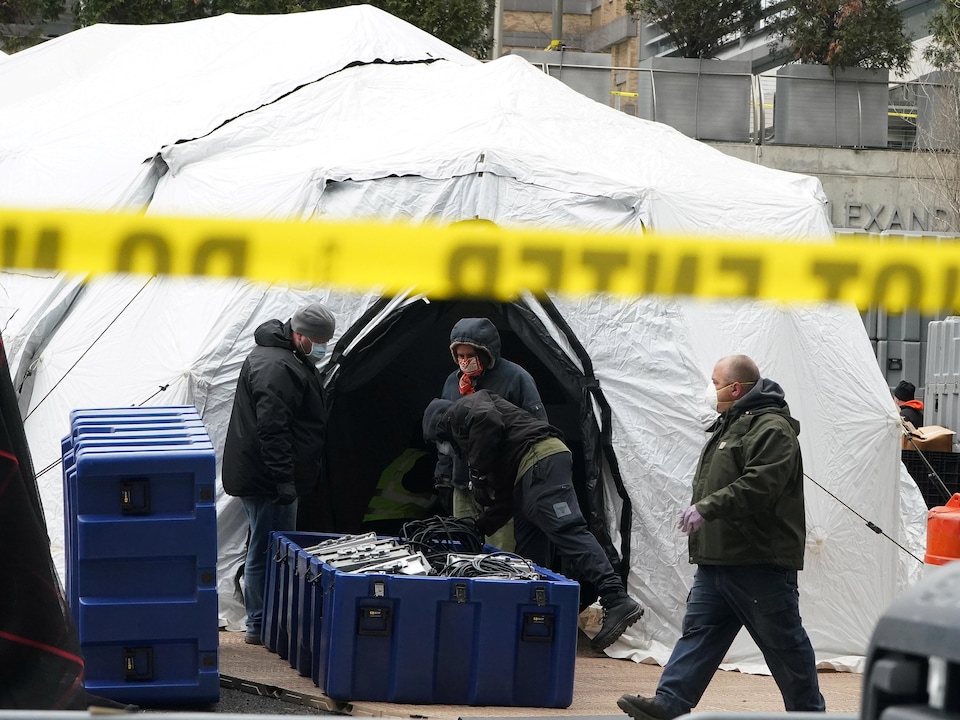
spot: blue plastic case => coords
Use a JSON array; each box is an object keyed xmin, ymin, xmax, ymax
[
  {"xmin": 267, "ymin": 531, "xmax": 579, "ymax": 708},
  {"xmin": 61, "ymin": 406, "xmax": 219, "ymax": 705}
]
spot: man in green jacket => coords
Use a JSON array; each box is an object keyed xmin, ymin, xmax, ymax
[{"xmin": 618, "ymin": 355, "xmax": 824, "ymax": 719}]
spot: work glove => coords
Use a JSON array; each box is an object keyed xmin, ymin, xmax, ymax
[
  {"xmin": 273, "ymin": 481, "xmax": 297, "ymax": 506},
  {"xmin": 468, "ymin": 466, "xmax": 485, "ymax": 486},
  {"xmin": 678, "ymin": 505, "xmax": 704, "ymax": 535},
  {"xmin": 468, "ymin": 468, "xmax": 493, "ymax": 506}
]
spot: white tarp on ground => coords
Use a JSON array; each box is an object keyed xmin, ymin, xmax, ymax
[{"xmin": 0, "ymin": 5, "xmax": 927, "ymax": 674}]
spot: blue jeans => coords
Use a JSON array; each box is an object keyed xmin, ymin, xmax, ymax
[
  {"xmin": 241, "ymin": 496, "xmax": 298, "ymax": 639},
  {"xmin": 655, "ymin": 564, "xmax": 825, "ymax": 714}
]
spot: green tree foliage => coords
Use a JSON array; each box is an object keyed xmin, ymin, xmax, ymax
[
  {"xmin": 624, "ymin": 0, "xmax": 762, "ymax": 58},
  {"xmin": 923, "ymin": 0, "xmax": 960, "ymax": 71},
  {"xmin": 770, "ymin": 0, "xmax": 912, "ymax": 72},
  {"xmin": 71, "ymin": 0, "xmax": 493, "ymax": 58},
  {"xmin": 72, "ymin": 0, "xmax": 205, "ymax": 26},
  {"xmin": 1, "ymin": 0, "xmax": 63, "ymax": 50}
]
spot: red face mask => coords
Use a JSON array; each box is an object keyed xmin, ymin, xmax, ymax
[
  {"xmin": 458, "ymin": 355, "xmax": 483, "ymax": 394},
  {"xmin": 458, "ymin": 356, "xmax": 482, "ymax": 375}
]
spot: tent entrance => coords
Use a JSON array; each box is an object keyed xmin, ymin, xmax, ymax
[{"xmin": 300, "ymin": 296, "xmax": 631, "ymax": 579}]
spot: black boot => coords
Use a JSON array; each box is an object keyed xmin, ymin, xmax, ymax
[
  {"xmin": 617, "ymin": 694, "xmax": 678, "ymax": 720},
  {"xmin": 592, "ymin": 592, "xmax": 643, "ymax": 651}
]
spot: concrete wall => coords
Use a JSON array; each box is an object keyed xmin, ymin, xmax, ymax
[
  {"xmin": 502, "ymin": 0, "xmax": 593, "ymax": 52},
  {"xmin": 706, "ymin": 141, "xmax": 960, "ymax": 403},
  {"xmin": 706, "ymin": 143, "xmax": 960, "ymax": 235}
]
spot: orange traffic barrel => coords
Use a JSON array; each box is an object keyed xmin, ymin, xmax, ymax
[{"xmin": 925, "ymin": 493, "xmax": 960, "ymax": 565}]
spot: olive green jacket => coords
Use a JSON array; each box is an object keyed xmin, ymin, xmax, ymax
[{"xmin": 688, "ymin": 378, "xmax": 806, "ymax": 570}]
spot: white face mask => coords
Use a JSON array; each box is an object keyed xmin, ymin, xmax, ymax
[
  {"xmin": 705, "ymin": 380, "xmax": 754, "ymax": 414},
  {"xmin": 704, "ymin": 382, "xmax": 720, "ymax": 414}
]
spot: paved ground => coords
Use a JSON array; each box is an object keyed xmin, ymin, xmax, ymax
[
  {"xmin": 212, "ymin": 629, "xmax": 864, "ymax": 718},
  {"xmin": 215, "ymin": 686, "xmax": 333, "ymax": 715},
  {"xmin": 129, "ymin": 688, "xmax": 327, "ymax": 715}
]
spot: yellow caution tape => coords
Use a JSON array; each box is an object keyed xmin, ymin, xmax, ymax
[{"xmin": 2, "ymin": 207, "xmax": 958, "ymax": 313}]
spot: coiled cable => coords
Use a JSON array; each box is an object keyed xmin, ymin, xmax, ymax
[{"xmin": 400, "ymin": 516, "xmax": 485, "ymax": 570}]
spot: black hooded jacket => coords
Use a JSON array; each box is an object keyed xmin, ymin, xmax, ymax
[
  {"xmin": 222, "ymin": 319, "xmax": 325, "ymax": 498},
  {"xmin": 437, "ymin": 318, "xmax": 545, "ymax": 488},
  {"xmin": 423, "ymin": 390, "xmax": 562, "ymax": 534}
]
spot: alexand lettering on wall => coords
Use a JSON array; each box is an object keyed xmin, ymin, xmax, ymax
[{"xmin": 831, "ymin": 202, "xmax": 958, "ymax": 234}]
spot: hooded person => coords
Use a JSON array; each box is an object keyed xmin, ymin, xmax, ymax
[
  {"xmin": 422, "ymin": 390, "xmax": 643, "ymax": 652},
  {"xmin": 222, "ymin": 301, "xmax": 335, "ymax": 644},
  {"xmin": 435, "ymin": 317, "xmax": 545, "ymax": 551},
  {"xmin": 893, "ymin": 380, "xmax": 924, "ymax": 429}
]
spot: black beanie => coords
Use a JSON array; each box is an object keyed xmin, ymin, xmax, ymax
[{"xmin": 894, "ymin": 380, "xmax": 916, "ymax": 401}]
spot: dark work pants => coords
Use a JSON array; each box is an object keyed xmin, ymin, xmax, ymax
[
  {"xmin": 655, "ymin": 564, "xmax": 825, "ymax": 714},
  {"xmin": 512, "ymin": 451, "xmax": 621, "ymax": 599}
]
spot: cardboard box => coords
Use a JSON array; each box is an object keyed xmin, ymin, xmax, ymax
[{"xmin": 902, "ymin": 425, "xmax": 956, "ymax": 453}]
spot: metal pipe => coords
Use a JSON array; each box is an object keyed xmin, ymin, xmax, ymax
[
  {"xmin": 493, "ymin": 0, "xmax": 503, "ymax": 59},
  {"xmin": 551, "ymin": 0, "xmax": 563, "ymax": 49}
]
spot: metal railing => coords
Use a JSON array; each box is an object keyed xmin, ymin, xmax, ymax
[{"xmin": 523, "ymin": 57, "xmax": 959, "ymax": 151}]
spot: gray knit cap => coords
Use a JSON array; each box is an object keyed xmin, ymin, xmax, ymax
[{"xmin": 291, "ymin": 302, "xmax": 335, "ymax": 341}]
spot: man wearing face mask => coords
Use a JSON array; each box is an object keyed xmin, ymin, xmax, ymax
[
  {"xmin": 436, "ymin": 317, "xmax": 545, "ymax": 551},
  {"xmin": 222, "ymin": 301, "xmax": 335, "ymax": 645},
  {"xmin": 618, "ymin": 354, "xmax": 824, "ymax": 720}
]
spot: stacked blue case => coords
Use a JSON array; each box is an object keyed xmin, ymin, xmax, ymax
[
  {"xmin": 261, "ymin": 531, "xmax": 319, "ymax": 671},
  {"xmin": 62, "ymin": 406, "xmax": 219, "ymax": 705},
  {"xmin": 267, "ymin": 531, "xmax": 579, "ymax": 708}
]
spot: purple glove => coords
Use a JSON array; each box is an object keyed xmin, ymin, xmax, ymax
[{"xmin": 679, "ymin": 505, "xmax": 705, "ymax": 535}]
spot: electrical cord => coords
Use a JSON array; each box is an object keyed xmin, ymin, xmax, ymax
[
  {"xmin": 399, "ymin": 516, "xmax": 486, "ymax": 571},
  {"xmin": 439, "ymin": 552, "xmax": 543, "ymax": 580}
]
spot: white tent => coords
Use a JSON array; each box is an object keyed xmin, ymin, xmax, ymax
[
  {"xmin": 0, "ymin": 5, "xmax": 926, "ymax": 674},
  {"xmin": 0, "ymin": 7, "xmax": 474, "ymax": 210}
]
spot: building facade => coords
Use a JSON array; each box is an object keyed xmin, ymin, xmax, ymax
[{"xmin": 500, "ymin": 0, "xmax": 959, "ymax": 404}]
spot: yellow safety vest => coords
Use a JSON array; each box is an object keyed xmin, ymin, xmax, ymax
[{"xmin": 363, "ymin": 448, "xmax": 435, "ymax": 522}]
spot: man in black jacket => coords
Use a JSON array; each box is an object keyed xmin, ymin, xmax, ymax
[
  {"xmin": 893, "ymin": 380, "xmax": 924, "ymax": 429},
  {"xmin": 222, "ymin": 302, "xmax": 335, "ymax": 645},
  {"xmin": 423, "ymin": 390, "xmax": 643, "ymax": 652}
]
